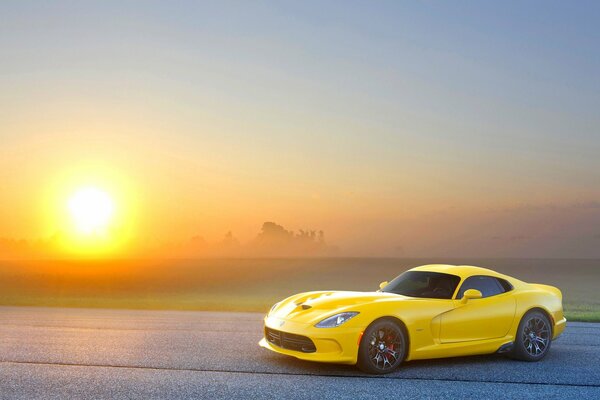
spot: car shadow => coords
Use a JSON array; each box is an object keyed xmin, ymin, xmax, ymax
[{"xmin": 260, "ymin": 351, "xmax": 517, "ymax": 378}]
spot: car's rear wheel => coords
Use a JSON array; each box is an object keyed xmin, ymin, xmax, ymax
[
  {"xmin": 357, "ymin": 319, "xmax": 406, "ymax": 374},
  {"xmin": 512, "ymin": 310, "xmax": 552, "ymax": 361}
]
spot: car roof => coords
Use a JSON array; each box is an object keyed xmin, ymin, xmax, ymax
[{"xmin": 409, "ymin": 264, "xmax": 506, "ymax": 280}]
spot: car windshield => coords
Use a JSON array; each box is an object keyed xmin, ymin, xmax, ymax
[{"xmin": 381, "ymin": 271, "xmax": 461, "ymax": 299}]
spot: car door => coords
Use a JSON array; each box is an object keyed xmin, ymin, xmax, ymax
[{"xmin": 440, "ymin": 276, "xmax": 516, "ymax": 343}]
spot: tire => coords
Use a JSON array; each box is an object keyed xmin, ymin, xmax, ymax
[
  {"xmin": 511, "ymin": 310, "xmax": 552, "ymax": 361},
  {"xmin": 357, "ymin": 319, "xmax": 407, "ymax": 374}
]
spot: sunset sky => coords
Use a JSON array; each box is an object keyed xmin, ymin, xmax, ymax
[{"xmin": 1, "ymin": 1, "xmax": 599, "ymax": 258}]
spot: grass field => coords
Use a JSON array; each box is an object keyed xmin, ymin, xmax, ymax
[{"xmin": 0, "ymin": 258, "xmax": 598, "ymax": 321}]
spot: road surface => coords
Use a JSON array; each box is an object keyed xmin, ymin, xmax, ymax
[{"xmin": 0, "ymin": 306, "xmax": 598, "ymax": 399}]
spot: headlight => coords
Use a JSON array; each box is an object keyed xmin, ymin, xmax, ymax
[{"xmin": 315, "ymin": 312, "xmax": 359, "ymax": 328}]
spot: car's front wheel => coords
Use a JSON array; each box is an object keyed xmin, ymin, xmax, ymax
[
  {"xmin": 357, "ymin": 319, "xmax": 406, "ymax": 374},
  {"xmin": 512, "ymin": 310, "xmax": 552, "ymax": 361}
]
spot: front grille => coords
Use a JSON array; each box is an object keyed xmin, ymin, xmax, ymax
[{"xmin": 265, "ymin": 327, "xmax": 316, "ymax": 353}]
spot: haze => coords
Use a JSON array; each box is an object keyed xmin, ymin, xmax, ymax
[{"xmin": 1, "ymin": 1, "xmax": 599, "ymax": 258}]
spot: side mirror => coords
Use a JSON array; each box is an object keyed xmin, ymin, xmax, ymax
[
  {"xmin": 461, "ymin": 289, "xmax": 482, "ymax": 304},
  {"xmin": 379, "ymin": 281, "xmax": 389, "ymax": 290}
]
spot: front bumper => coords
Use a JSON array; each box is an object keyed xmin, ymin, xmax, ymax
[{"xmin": 258, "ymin": 315, "xmax": 362, "ymax": 365}]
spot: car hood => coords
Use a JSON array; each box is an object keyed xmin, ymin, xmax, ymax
[{"xmin": 269, "ymin": 290, "xmax": 410, "ymax": 325}]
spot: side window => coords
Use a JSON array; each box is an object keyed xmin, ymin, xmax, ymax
[
  {"xmin": 496, "ymin": 278, "xmax": 513, "ymax": 293},
  {"xmin": 457, "ymin": 276, "xmax": 505, "ymax": 299}
]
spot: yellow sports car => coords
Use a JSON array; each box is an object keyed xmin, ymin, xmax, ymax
[{"xmin": 259, "ymin": 264, "xmax": 566, "ymax": 374}]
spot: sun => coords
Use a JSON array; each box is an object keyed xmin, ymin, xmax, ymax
[{"xmin": 68, "ymin": 187, "xmax": 115, "ymax": 234}]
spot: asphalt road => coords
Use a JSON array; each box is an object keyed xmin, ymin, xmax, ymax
[{"xmin": 0, "ymin": 307, "xmax": 598, "ymax": 399}]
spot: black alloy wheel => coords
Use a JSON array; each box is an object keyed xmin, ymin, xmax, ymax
[
  {"xmin": 357, "ymin": 319, "xmax": 406, "ymax": 374},
  {"xmin": 512, "ymin": 310, "xmax": 552, "ymax": 361}
]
